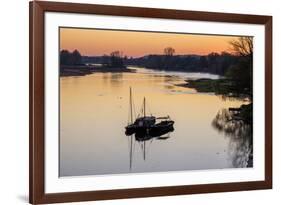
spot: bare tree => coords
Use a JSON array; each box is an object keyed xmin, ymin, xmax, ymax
[
  {"xmin": 229, "ymin": 37, "xmax": 253, "ymax": 57},
  {"xmin": 109, "ymin": 50, "xmax": 124, "ymax": 67},
  {"xmin": 110, "ymin": 50, "xmax": 123, "ymax": 58},
  {"xmin": 164, "ymin": 47, "xmax": 175, "ymax": 56},
  {"xmin": 228, "ymin": 37, "xmax": 253, "ymax": 97}
]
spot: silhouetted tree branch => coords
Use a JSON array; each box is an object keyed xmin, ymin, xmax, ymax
[
  {"xmin": 229, "ymin": 37, "xmax": 253, "ymax": 57},
  {"xmin": 164, "ymin": 47, "xmax": 175, "ymax": 56}
]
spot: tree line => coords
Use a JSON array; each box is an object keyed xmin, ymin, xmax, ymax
[
  {"xmin": 60, "ymin": 37, "xmax": 253, "ymax": 96},
  {"xmin": 131, "ymin": 37, "xmax": 253, "ymax": 97},
  {"xmin": 60, "ymin": 49, "xmax": 82, "ymax": 65},
  {"xmin": 61, "ymin": 50, "xmax": 126, "ymax": 68},
  {"xmin": 127, "ymin": 51, "xmax": 239, "ymax": 76}
]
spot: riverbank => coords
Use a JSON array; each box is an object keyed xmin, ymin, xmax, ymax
[
  {"xmin": 178, "ymin": 78, "xmax": 253, "ymax": 125},
  {"xmin": 177, "ymin": 78, "xmax": 231, "ymax": 93},
  {"xmin": 177, "ymin": 78, "xmax": 251, "ymax": 99},
  {"xmin": 60, "ymin": 65, "xmax": 135, "ymax": 76}
]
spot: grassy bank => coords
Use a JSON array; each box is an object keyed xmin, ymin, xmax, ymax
[
  {"xmin": 179, "ymin": 78, "xmax": 252, "ymax": 124},
  {"xmin": 179, "ymin": 78, "xmax": 251, "ymax": 99},
  {"xmin": 179, "ymin": 78, "xmax": 231, "ymax": 93}
]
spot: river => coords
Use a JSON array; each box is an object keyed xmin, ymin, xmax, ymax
[{"xmin": 59, "ymin": 66, "xmax": 251, "ymax": 177}]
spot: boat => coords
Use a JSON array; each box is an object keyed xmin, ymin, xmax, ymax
[
  {"xmin": 125, "ymin": 87, "xmax": 174, "ymax": 137},
  {"xmin": 149, "ymin": 117, "xmax": 174, "ymax": 136},
  {"xmin": 125, "ymin": 88, "xmax": 174, "ymax": 169}
]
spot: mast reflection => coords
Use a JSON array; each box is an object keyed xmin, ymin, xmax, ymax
[{"xmin": 127, "ymin": 127, "xmax": 174, "ymax": 170}]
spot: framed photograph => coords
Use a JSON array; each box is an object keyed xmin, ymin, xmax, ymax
[{"xmin": 29, "ymin": 1, "xmax": 272, "ymax": 204}]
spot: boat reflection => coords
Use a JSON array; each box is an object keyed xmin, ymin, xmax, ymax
[
  {"xmin": 124, "ymin": 87, "xmax": 175, "ymax": 170},
  {"xmin": 127, "ymin": 126, "xmax": 174, "ymax": 170},
  {"xmin": 135, "ymin": 126, "xmax": 174, "ymax": 141}
]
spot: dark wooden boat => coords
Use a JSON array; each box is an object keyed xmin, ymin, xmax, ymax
[
  {"xmin": 125, "ymin": 87, "xmax": 174, "ymax": 137},
  {"xmin": 125, "ymin": 88, "xmax": 156, "ymax": 135},
  {"xmin": 149, "ymin": 119, "xmax": 174, "ymax": 136},
  {"xmin": 125, "ymin": 89, "xmax": 175, "ymax": 169},
  {"xmin": 125, "ymin": 116, "xmax": 156, "ymax": 135}
]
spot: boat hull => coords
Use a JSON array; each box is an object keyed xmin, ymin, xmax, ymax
[
  {"xmin": 133, "ymin": 121, "xmax": 174, "ymax": 140},
  {"xmin": 149, "ymin": 121, "xmax": 174, "ymax": 136}
]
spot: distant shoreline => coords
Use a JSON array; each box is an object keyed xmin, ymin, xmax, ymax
[{"xmin": 60, "ymin": 65, "xmax": 135, "ymax": 77}]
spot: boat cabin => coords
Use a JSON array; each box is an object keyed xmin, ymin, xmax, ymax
[{"xmin": 133, "ymin": 116, "xmax": 156, "ymax": 127}]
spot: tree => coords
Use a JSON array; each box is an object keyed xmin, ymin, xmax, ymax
[
  {"xmin": 226, "ymin": 37, "xmax": 253, "ymax": 98},
  {"xmin": 60, "ymin": 50, "xmax": 71, "ymax": 65},
  {"xmin": 110, "ymin": 51, "xmax": 122, "ymax": 58},
  {"xmin": 109, "ymin": 50, "xmax": 124, "ymax": 67},
  {"xmin": 219, "ymin": 52, "xmax": 236, "ymax": 75},
  {"xmin": 72, "ymin": 49, "xmax": 82, "ymax": 65},
  {"xmin": 199, "ymin": 56, "xmax": 208, "ymax": 68},
  {"xmin": 207, "ymin": 52, "xmax": 220, "ymax": 73},
  {"xmin": 101, "ymin": 54, "xmax": 110, "ymax": 67},
  {"xmin": 60, "ymin": 49, "xmax": 82, "ymax": 65},
  {"xmin": 229, "ymin": 37, "xmax": 253, "ymax": 57},
  {"xmin": 164, "ymin": 47, "xmax": 175, "ymax": 56}
]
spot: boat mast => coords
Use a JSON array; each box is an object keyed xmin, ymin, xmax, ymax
[
  {"xmin": 129, "ymin": 87, "xmax": 133, "ymax": 123},
  {"xmin": 129, "ymin": 87, "xmax": 133, "ymax": 170},
  {"xmin": 143, "ymin": 97, "xmax": 146, "ymax": 117}
]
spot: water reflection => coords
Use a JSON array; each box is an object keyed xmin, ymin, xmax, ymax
[
  {"xmin": 212, "ymin": 109, "xmax": 253, "ymax": 168},
  {"xmin": 127, "ymin": 127, "xmax": 174, "ymax": 170},
  {"xmin": 60, "ymin": 67, "xmax": 249, "ymax": 176},
  {"xmin": 110, "ymin": 73, "xmax": 123, "ymax": 81}
]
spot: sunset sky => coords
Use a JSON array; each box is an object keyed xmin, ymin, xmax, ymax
[{"xmin": 60, "ymin": 27, "xmax": 240, "ymax": 57}]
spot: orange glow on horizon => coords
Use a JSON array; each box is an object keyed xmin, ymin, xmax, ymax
[{"xmin": 60, "ymin": 28, "xmax": 240, "ymax": 57}]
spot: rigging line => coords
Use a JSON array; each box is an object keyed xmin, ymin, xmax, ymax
[
  {"xmin": 139, "ymin": 99, "xmax": 144, "ymax": 117},
  {"xmin": 132, "ymin": 95, "xmax": 136, "ymax": 121},
  {"xmin": 139, "ymin": 107, "xmax": 143, "ymax": 117},
  {"xmin": 139, "ymin": 102, "xmax": 142, "ymax": 116},
  {"xmin": 127, "ymin": 92, "xmax": 132, "ymax": 124},
  {"xmin": 147, "ymin": 100, "xmax": 153, "ymax": 116},
  {"xmin": 143, "ymin": 98, "xmax": 152, "ymax": 116}
]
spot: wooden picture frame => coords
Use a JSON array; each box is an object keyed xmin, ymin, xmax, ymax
[{"xmin": 29, "ymin": 1, "xmax": 272, "ymax": 204}]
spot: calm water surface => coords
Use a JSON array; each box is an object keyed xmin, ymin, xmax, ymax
[{"xmin": 60, "ymin": 67, "xmax": 249, "ymax": 176}]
